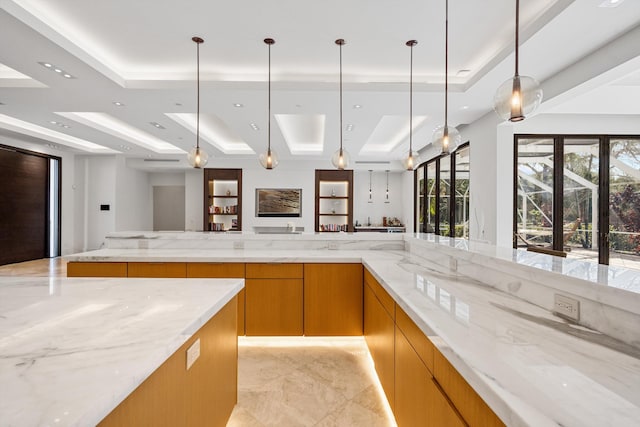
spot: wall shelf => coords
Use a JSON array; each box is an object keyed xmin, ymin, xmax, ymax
[
  {"xmin": 204, "ymin": 168, "xmax": 242, "ymax": 232},
  {"xmin": 315, "ymin": 169, "xmax": 353, "ymax": 232}
]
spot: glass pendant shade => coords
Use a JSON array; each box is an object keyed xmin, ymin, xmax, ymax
[
  {"xmin": 402, "ymin": 151, "xmax": 418, "ymax": 170},
  {"xmin": 187, "ymin": 146, "xmax": 209, "ymax": 168},
  {"xmin": 493, "ymin": 74, "xmax": 543, "ymax": 122},
  {"xmin": 258, "ymin": 148, "xmax": 279, "ymax": 169},
  {"xmin": 432, "ymin": 125, "xmax": 461, "ymax": 155},
  {"xmin": 331, "ymin": 147, "xmax": 350, "ymax": 170}
]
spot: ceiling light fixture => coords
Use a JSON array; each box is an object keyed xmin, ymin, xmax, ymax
[
  {"xmin": 331, "ymin": 39, "xmax": 350, "ymax": 170},
  {"xmin": 38, "ymin": 62, "xmax": 75, "ymax": 79},
  {"xmin": 353, "ymin": 104, "xmax": 362, "ymax": 109},
  {"xmin": 234, "ymin": 103, "xmax": 243, "ymax": 108},
  {"xmin": 432, "ymin": 0, "xmax": 461, "ymax": 155},
  {"xmin": 368, "ymin": 170, "xmax": 373, "ymax": 203},
  {"xmin": 493, "ymin": 0, "xmax": 543, "ymax": 122},
  {"xmin": 250, "ymin": 123, "xmax": 259, "ymax": 131},
  {"xmin": 113, "ymin": 101, "xmax": 125, "ymax": 107},
  {"xmin": 187, "ymin": 36, "xmax": 209, "ymax": 169},
  {"xmin": 259, "ymin": 38, "xmax": 279, "ymax": 170},
  {"xmin": 403, "ymin": 40, "xmax": 418, "ymax": 170},
  {"xmin": 149, "ymin": 121, "xmax": 165, "ymax": 129},
  {"xmin": 385, "ymin": 170, "xmax": 390, "ymax": 203}
]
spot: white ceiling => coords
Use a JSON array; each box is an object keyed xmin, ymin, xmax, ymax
[{"xmin": 0, "ymin": 0, "xmax": 639, "ymax": 170}]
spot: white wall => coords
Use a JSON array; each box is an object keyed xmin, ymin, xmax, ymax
[
  {"xmin": 115, "ymin": 156, "xmax": 152, "ymax": 232},
  {"xmin": 185, "ymin": 169, "xmax": 204, "ymax": 231},
  {"xmin": 353, "ymin": 170, "xmax": 406, "ymax": 227},
  {"xmin": 81, "ymin": 155, "xmax": 116, "ymax": 250}
]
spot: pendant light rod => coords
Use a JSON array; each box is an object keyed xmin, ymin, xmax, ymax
[
  {"xmin": 406, "ymin": 40, "xmax": 417, "ymax": 155},
  {"xmin": 444, "ymin": 0, "xmax": 449, "ymax": 129},
  {"xmin": 265, "ymin": 38, "xmax": 274, "ymax": 154},
  {"xmin": 336, "ymin": 39, "xmax": 345, "ymax": 154},
  {"xmin": 193, "ymin": 36, "xmax": 203, "ymax": 152},
  {"xmin": 515, "ymin": 0, "xmax": 520, "ymax": 76}
]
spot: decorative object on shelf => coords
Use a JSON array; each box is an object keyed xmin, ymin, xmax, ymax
[
  {"xmin": 403, "ymin": 40, "xmax": 418, "ymax": 170},
  {"xmin": 256, "ymin": 188, "xmax": 302, "ymax": 217},
  {"xmin": 368, "ymin": 170, "xmax": 373, "ymax": 203},
  {"xmin": 331, "ymin": 39, "xmax": 350, "ymax": 170},
  {"xmin": 226, "ymin": 189, "xmax": 231, "ymax": 196},
  {"xmin": 385, "ymin": 170, "xmax": 390, "ymax": 203},
  {"xmin": 432, "ymin": 0, "xmax": 461, "ymax": 155},
  {"xmin": 187, "ymin": 36, "xmax": 209, "ymax": 169},
  {"xmin": 259, "ymin": 38, "xmax": 279, "ymax": 169},
  {"xmin": 493, "ymin": 0, "xmax": 543, "ymax": 122}
]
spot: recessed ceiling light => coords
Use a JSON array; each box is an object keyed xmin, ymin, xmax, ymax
[
  {"xmin": 599, "ymin": 0, "xmax": 624, "ymax": 7},
  {"xmin": 149, "ymin": 122, "xmax": 166, "ymax": 129},
  {"xmin": 456, "ymin": 69, "xmax": 471, "ymax": 77},
  {"xmin": 63, "ymin": 74, "xmax": 72, "ymax": 79},
  {"xmin": 54, "ymin": 68, "xmax": 62, "ymax": 73},
  {"xmin": 43, "ymin": 63, "xmax": 52, "ymax": 68},
  {"xmin": 233, "ymin": 103, "xmax": 243, "ymax": 108},
  {"xmin": 250, "ymin": 123, "xmax": 259, "ymax": 131},
  {"xmin": 49, "ymin": 120, "xmax": 58, "ymax": 125},
  {"xmin": 37, "ymin": 62, "xmax": 76, "ymax": 79},
  {"xmin": 353, "ymin": 104, "xmax": 362, "ymax": 109},
  {"xmin": 113, "ymin": 101, "xmax": 125, "ymax": 107},
  {"xmin": 345, "ymin": 124, "xmax": 354, "ymax": 132},
  {"xmin": 460, "ymin": 105, "xmax": 469, "ymax": 110},
  {"xmin": 48, "ymin": 120, "xmax": 71, "ymax": 129}
]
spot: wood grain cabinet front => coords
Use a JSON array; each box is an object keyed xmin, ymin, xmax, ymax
[
  {"xmin": 244, "ymin": 263, "xmax": 303, "ymax": 336},
  {"xmin": 187, "ymin": 263, "xmax": 246, "ymax": 335},
  {"xmin": 127, "ymin": 262, "xmax": 186, "ymax": 278},
  {"xmin": 67, "ymin": 262, "xmax": 127, "ymax": 277},
  {"xmin": 303, "ymin": 263, "xmax": 363, "ymax": 336},
  {"xmin": 364, "ymin": 277, "xmax": 396, "ymax": 412}
]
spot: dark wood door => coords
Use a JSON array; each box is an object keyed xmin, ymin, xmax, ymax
[{"xmin": 0, "ymin": 147, "xmax": 48, "ymax": 265}]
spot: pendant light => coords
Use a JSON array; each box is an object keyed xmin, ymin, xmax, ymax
[
  {"xmin": 187, "ymin": 36, "xmax": 209, "ymax": 169},
  {"xmin": 331, "ymin": 39, "xmax": 350, "ymax": 170},
  {"xmin": 259, "ymin": 38, "xmax": 279, "ymax": 169},
  {"xmin": 493, "ymin": 0, "xmax": 543, "ymax": 122},
  {"xmin": 432, "ymin": 0, "xmax": 461, "ymax": 155},
  {"xmin": 403, "ymin": 40, "xmax": 418, "ymax": 171},
  {"xmin": 385, "ymin": 170, "xmax": 390, "ymax": 203},
  {"xmin": 368, "ymin": 170, "xmax": 373, "ymax": 203}
]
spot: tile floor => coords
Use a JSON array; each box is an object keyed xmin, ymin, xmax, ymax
[{"xmin": 1, "ymin": 258, "xmax": 396, "ymax": 427}]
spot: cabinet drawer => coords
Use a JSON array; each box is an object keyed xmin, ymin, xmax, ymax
[
  {"xmin": 67, "ymin": 262, "xmax": 127, "ymax": 277},
  {"xmin": 127, "ymin": 262, "xmax": 186, "ymax": 278},
  {"xmin": 434, "ymin": 349, "xmax": 505, "ymax": 427},
  {"xmin": 245, "ymin": 263, "xmax": 303, "ymax": 279},
  {"xmin": 396, "ymin": 307, "xmax": 434, "ymax": 374},
  {"xmin": 186, "ymin": 262, "xmax": 245, "ymax": 278},
  {"xmin": 364, "ymin": 268, "xmax": 395, "ymax": 319}
]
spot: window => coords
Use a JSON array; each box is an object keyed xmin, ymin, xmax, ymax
[
  {"xmin": 414, "ymin": 142, "xmax": 470, "ymax": 237},
  {"xmin": 514, "ymin": 134, "xmax": 640, "ymax": 270}
]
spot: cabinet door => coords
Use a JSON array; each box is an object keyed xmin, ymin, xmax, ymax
[
  {"xmin": 434, "ymin": 350, "xmax": 505, "ymax": 427},
  {"xmin": 245, "ymin": 263, "xmax": 303, "ymax": 279},
  {"xmin": 364, "ymin": 283, "xmax": 395, "ymax": 411},
  {"xmin": 67, "ymin": 262, "xmax": 127, "ymax": 277},
  {"xmin": 127, "ymin": 262, "xmax": 186, "ymax": 278},
  {"xmin": 187, "ymin": 262, "xmax": 246, "ymax": 336},
  {"xmin": 395, "ymin": 325, "xmax": 428, "ymax": 426},
  {"xmin": 245, "ymin": 278, "xmax": 303, "ymax": 336},
  {"xmin": 303, "ymin": 263, "xmax": 363, "ymax": 335}
]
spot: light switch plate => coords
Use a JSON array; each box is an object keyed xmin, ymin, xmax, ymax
[
  {"xmin": 553, "ymin": 294, "xmax": 580, "ymax": 322},
  {"xmin": 186, "ymin": 338, "xmax": 200, "ymax": 370}
]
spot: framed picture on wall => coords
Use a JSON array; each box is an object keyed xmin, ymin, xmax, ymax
[{"xmin": 255, "ymin": 188, "xmax": 302, "ymax": 217}]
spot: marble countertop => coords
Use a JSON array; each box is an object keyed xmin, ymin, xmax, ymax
[
  {"xmin": 0, "ymin": 276, "xmax": 243, "ymax": 427},
  {"xmin": 63, "ymin": 246, "xmax": 640, "ymax": 426}
]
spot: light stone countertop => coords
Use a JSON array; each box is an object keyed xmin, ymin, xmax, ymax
[
  {"xmin": 63, "ymin": 246, "xmax": 640, "ymax": 427},
  {"xmin": 0, "ymin": 276, "xmax": 243, "ymax": 427}
]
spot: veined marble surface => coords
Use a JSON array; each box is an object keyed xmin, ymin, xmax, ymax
[
  {"xmin": 0, "ymin": 276, "xmax": 243, "ymax": 427},
  {"xmin": 364, "ymin": 252, "xmax": 640, "ymax": 427}
]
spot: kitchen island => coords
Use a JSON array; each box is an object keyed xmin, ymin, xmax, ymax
[
  {"xmin": 63, "ymin": 232, "xmax": 640, "ymax": 427},
  {"xmin": 0, "ymin": 276, "xmax": 243, "ymax": 426}
]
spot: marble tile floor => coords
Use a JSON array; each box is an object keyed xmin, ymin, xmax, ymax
[
  {"xmin": 228, "ymin": 337, "xmax": 396, "ymax": 427},
  {"xmin": 1, "ymin": 258, "xmax": 396, "ymax": 426}
]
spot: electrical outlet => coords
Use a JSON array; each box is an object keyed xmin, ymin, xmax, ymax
[
  {"xmin": 554, "ymin": 294, "xmax": 580, "ymax": 322},
  {"xmin": 328, "ymin": 242, "xmax": 338, "ymax": 250},
  {"xmin": 233, "ymin": 241, "xmax": 244, "ymax": 250},
  {"xmin": 186, "ymin": 338, "xmax": 200, "ymax": 370}
]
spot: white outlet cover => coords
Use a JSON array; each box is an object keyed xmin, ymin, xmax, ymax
[
  {"xmin": 554, "ymin": 294, "xmax": 580, "ymax": 322},
  {"xmin": 186, "ymin": 338, "xmax": 201, "ymax": 370}
]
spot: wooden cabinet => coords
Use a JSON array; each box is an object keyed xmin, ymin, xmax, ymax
[
  {"xmin": 204, "ymin": 168, "xmax": 242, "ymax": 232},
  {"xmin": 245, "ymin": 263, "xmax": 303, "ymax": 336},
  {"xmin": 364, "ymin": 272, "xmax": 395, "ymax": 411},
  {"xmin": 127, "ymin": 262, "xmax": 186, "ymax": 278},
  {"xmin": 187, "ymin": 263, "xmax": 246, "ymax": 336},
  {"xmin": 434, "ymin": 349, "xmax": 504, "ymax": 427},
  {"xmin": 303, "ymin": 263, "xmax": 363, "ymax": 335},
  {"xmin": 67, "ymin": 262, "xmax": 127, "ymax": 277},
  {"xmin": 99, "ymin": 296, "xmax": 238, "ymax": 427},
  {"xmin": 315, "ymin": 169, "xmax": 354, "ymax": 232}
]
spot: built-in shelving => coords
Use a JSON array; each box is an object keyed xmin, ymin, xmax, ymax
[
  {"xmin": 204, "ymin": 168, "xmax": 242, "ymax": 231},
  {"xmin": 315, "ymin": 169, "xmax": 354, "ymax": 232}
]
